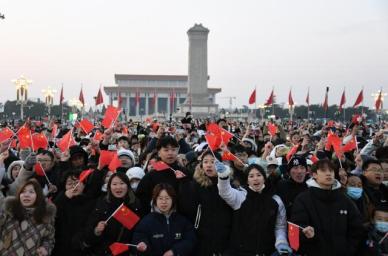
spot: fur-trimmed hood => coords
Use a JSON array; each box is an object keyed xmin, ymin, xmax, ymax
[
  {"xmin": 6, "ymin": 160, "xmax": 24, "ymax": 182},
  {"xmin": 193, "ymin": 164, "xmax": 233, "ymax": 187},
  {"xmin": 2, "ymin": 196, "xmax": 56, "ymax": 224},
  {"xmin": 193, "ymin": 165, "xmax": 214, "ymax": 187}
]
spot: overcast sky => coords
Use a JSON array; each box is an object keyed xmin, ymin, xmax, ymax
[{"xmin": 1, "ymin": 0, "xmax": 387, "ymax": 109}]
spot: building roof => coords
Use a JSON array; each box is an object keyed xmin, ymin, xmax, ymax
[{"xmin": 115, "ymin": 74, "xmax": 188, "ymax": 82}]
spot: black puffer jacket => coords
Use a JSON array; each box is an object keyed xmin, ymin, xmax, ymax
[
  {"xmin": 136, "ymin": 161, "xmax": 188, "ymax": 213},
  {"xmin": 291, "ymin": 178, "xmax": 363, "ymax": 256},
  {"xmin": 276, "ymin": 178, "xmax": 308, "ymax": 218},
  {"xmin": 81, "ymin": 196, "xmax": 143, "ymax": 256},
  {"xmin": 181, "ymin": 166, "xmax": 233, "ymax": 256},
  {"xmin": 52, "ymin": 192, "xmax": 96, "ymax": 256}
]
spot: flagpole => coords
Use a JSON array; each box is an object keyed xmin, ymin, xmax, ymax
[
  {"xmin": 307, "ymin": 87, "xmax": 310, "ymax": 121},
  {"xmin": 343, "ymin": 87, "xmax": 346, "ymax": 123},
  {"xmin": 254, "ymin": 85, "xmax": 257, "ymax": 120},
  {"xmin": 105, "ymin": 203, "xmax": 124, "ymax": 223},
  {"xmin": 361, "ymin": 86, "xmax": 364, "ymax": 114}
]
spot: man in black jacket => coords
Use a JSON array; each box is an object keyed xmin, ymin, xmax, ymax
[
  {"xmin": 276, "ymin": 155, "xmax": 308, "ymax": 218},
  {"xmin": 136, "ymin": 136, "xmax": 189, "ymax": 213},
  {"xmin": 291, "ymin": 159, "xmax": 363, "ymax": 256},
  {"xmin": 361, "ymin": 159, "xmax": 388, "ymax": 210}
]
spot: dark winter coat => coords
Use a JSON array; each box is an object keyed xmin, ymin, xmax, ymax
[
  {"xmin": 218, "ymin": 176, "xmax": 288, "ymax": 256},
  {"xmin": 52, "ymin": 192, "xmax": 97, "ymax": 256},
  {"xmin": 132, "ymin": 210, "xmax": 197, "ymax": 256},
  {"xmin": 136, "ymin": 161, "xmax": 188, "ymax": 213},
  {"xmin": 276, "ymin": 178, "xmax": 308, "ymax": 219},
  {"xmin": 81, "ymin": 196, "xmax": 143, "ymax": 256},
  {"xmin": 361, "ymin": 175, "xmax": 388, "ymax": 210},
  {"xmin": 181, "ymin": 166, "xmax": 233, "ymax": 256},
  {"xmin": 291, "ymin": 178, "xmax": 364, "ymax": 256}
]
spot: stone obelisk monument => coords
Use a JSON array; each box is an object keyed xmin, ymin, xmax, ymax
[{"xmin": 181, "ymin": 23, "xmax": 218, "ymax": 115}]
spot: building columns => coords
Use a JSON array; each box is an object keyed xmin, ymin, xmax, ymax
[{"xmin": 145, "ymin": 93, "xmax": 149, "ymax": 115}]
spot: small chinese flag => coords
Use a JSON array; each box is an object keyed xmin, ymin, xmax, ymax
[
  {"xmin": 102, "ymin": 105, "xmax": 120, "ymax": 129},
  {"xmin": 222, "ymin": 151, "xmax": 237, "ymax": 161},
  {"xmin": 99, "ymin": 150, "xmax": 114, "ymax": 168},
  {"xmin": 93, "ymin": 130, "xmax": 103, "ymax": 141},
  {"xmin": 34, "ymin": 162, "xmax": 46, "ymax": 177},
  {"xmin": 267, "ymin": 122, "xmax": 277, "ymax": 137},
  {"xmin": 288, "ymin": 222, "xmax": 300, "ymax": 251},
  {"xmin": 220, "ymin": 128, "xmax": 233, "ymax": 144},
  {"xmin": 32, "ymin": 132, "xmax": 48, "ymax": 151},
  {"xmin": 18, "ymin": 129, "xmax": 33, "ymax": 149},
  {"xmin": 205, "ymin": 133, "xmax": 221, "ymax": 151},
  {"xmin": 151, "ymin": 161, "xmax": 170, "ymax": 171},
  {"xmin": 79, "ymin": 169, "xmax": 93, "ymax": 183},
  {"xmin": 0, "ymin": 127, "xmax": 14, "ymax": 143},
  {"xmin": 109, "ymin": 242, "xmax": 129, "ymax": 256},
  {"xmin": 286, "ymin": 144, "xmax": 300, "ymax": 162},
  {"xmin": 113, "ymin": 203, "xmax": 140, "ymax": 230},
  {"xmin": 79, "ymin": 118, "xmax": 95, "ymax": 134},
  {"xmin": 342, "ymin": 137, "xmax": 357, "ymax": 152},
  {"xmin": 108, "ymin": 152, "xmax": 121, "ymax": 173},
  {"xmin": 310, "ymin": 154, "xmax": 319, "ymax": 164},
  {"xmin": 56, "ymin": 130, "xmax": 76, "ymax": 152}
]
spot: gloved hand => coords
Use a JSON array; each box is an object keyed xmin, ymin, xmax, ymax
[
  {"xmin": 24, "ymin": 152, "xmax": 37, "ymax": 170},
  {"xmin": 275, "ymin": 243, "xmax": 292, "ymax": 254},
  {"xmin": 215, "ymin": 160, "xmax": 231, "ymax": 179},
  {"xmin": 215, "ymin": 161, "xmax": 226, "ymax": 173}
]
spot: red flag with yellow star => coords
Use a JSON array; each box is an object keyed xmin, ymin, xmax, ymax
[
  {"xmin": 288, "ymin": 222, "xmax": 300, "ymax": 251},
  {"xmin": 112, "ymin": 203, "xmax": 140, "ymax": 230}
]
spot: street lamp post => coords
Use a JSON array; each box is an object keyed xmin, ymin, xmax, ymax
[
  {"xmin": 12, "ymin": 75, "xmax": 32, "ymax": 120},
  {"xmin": 42, "ymin": 86, "xmax": 56, "ymax": 118}
]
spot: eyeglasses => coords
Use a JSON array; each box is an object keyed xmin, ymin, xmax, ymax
[{"xmin": 367, "ymin": 168, "xmax": 383, "ymax": 173}]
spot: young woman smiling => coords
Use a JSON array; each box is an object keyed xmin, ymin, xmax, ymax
[
  {"xmin": 217, "ymin": 163, "xmax": 291, "ymax": 256},
  {"xmin": 0, "ymin": 179, "xmax": 56, "ymax": 256}
]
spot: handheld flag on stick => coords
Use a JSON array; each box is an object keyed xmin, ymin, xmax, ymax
[
  {"xmin": 106, "ymin": 203, "xmax": 140, "ymax": 230},
  {"xmin": 0, "ymin": 127, "xmax": 14, "ymax": 144},
  {"xmin": 79, "ymin": 118, "xmax": 95, "ymax": 134},
  {"xmin": 108, "ymin": 152, "xmax": 121, "ymax": 173},
  {"xmin": 109, "ymin": 242, "xmax": 138, "ymax": 256},
  {"xmin": 32, "ymin": 132, "xmax": 48, "ymax": 151},
  {"xmin": 56, "ymin": 130, "xmax": 76, "ymax": 152},
  {"xmin": 34, "ymin": 162, "xmax": 51, "ymax": 185},
  {"xmin": 102, "ymin": 105, "xmax": 121, "ymax": 129},
  {"xmin": 288, "ymin": 222, "xmax": 301, "ymax": 251}
]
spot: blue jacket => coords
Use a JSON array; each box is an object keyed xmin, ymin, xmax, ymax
[{"xmin": 133, "ymin": 211, "xmax": 196, "ymax": 256}]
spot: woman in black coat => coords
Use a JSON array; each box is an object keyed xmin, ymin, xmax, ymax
[
  {"xmin": 52, "ymin": 171, "xmax": 97, "ymax": 256},
  {"xmin": 181, "ymin": 150, "xmax": 233, "ymax": 256},
  {"xmin": 81, "ymin": 172, "xmax": 143, "ymax": 256}
]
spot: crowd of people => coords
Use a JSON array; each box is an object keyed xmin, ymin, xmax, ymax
[{"xmin": 0, "ymin": 111, "xmax": 387, "ymax": 256}]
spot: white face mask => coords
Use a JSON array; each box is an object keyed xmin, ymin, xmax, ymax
[
  {"xmin": 101, "ymin": 183, "xmax": 108, "ymax": 192},
  {"xmin": 383, "ymin": 181, "xmax": 388, "ymax": 187},
  {"xmin": 130, "ymin": 181, "xmax": 139, "ymax": 191}
]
